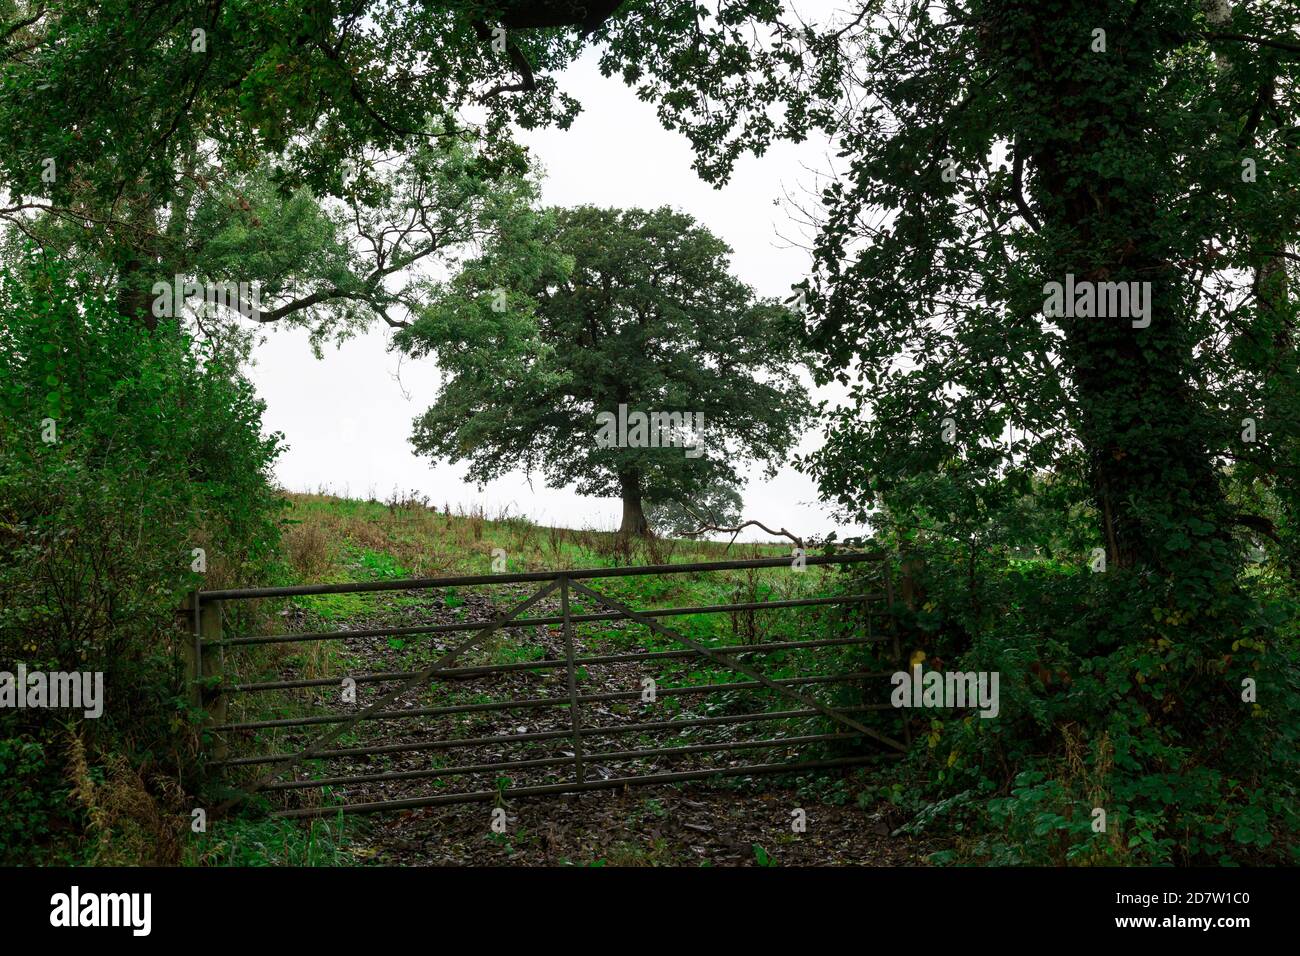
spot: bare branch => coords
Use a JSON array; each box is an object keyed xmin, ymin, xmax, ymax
[
  {"xmin": 1207, "ymin": 32, "xmax": 1300, "ymax": 57},
  {"xmin": 677, "ymin": 500, "xmax": 805, "ymax": 551},
  {"xmin": 1011, "ymin": 140, "xmax": 1042, "ymax": 233}
]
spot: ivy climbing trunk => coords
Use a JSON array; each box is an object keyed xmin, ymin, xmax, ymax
[{"xmin": 992, "ymin": 0, "xmax": 1237, "ymax": 576}]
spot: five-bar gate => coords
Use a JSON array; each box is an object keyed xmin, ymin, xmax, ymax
[{"xmin": 192, "ymin": 553, "xmax": 910, "ymax": 819}]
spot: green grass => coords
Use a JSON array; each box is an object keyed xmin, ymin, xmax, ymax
[
  {"xmin": 272, "ymin": 492, "xmax": 869, "ymax": 674},
  {"xmin": 184, "ymin": 813, "xmax": 364, "ymax": 866}
]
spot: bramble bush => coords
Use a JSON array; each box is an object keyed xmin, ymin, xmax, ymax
[
  {"xmin": 851, "ymin": 484, "xmax": 1300, "ymax": 866},
  {"xmin": 0, "ymin": 252, "xmax": 284, "ymax": 864}
]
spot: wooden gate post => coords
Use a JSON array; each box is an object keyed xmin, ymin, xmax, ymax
[{"xmin": 181, "ymin": 592, "xmax": 228, "ymax": 760}]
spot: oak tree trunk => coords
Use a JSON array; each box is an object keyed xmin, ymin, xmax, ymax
[{"xmin": 617, "ymin": 469, "xmax": 651, "ymax": 537}]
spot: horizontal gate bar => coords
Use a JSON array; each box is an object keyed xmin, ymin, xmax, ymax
[
  {"xmin": 264, "ymin": 754, "xmax": 577, "ymax": 790},
  {"xmin": 212, "ymin": 704, "xmax": 891, "ymax": 767},
  {"xmin": 212, "ymin": 671, "xmax": 889, "ymax": 732},
  {"xmin": 199, "ymin": 552, "xmax": 884, "ymax": 602},
  {"xmin": 214, "ymin": 594, "xmax": 882, "ymax": 648},
  {"xmin": 261, "ymin": 731, "xmax": 866, "ymax": 790},
  {"xmin": 271, "ymin": 755, "xmax": 897, "ymax": 818},
  {"xmin": 228, "ymin": 634, "xmax": 889, "ymax": 693}
]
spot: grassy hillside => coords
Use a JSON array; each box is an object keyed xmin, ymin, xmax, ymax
[{"xmin": 280, "ymin": 490, "xmax": 793, "ymax": 580}]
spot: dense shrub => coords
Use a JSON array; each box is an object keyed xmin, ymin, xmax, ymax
[
  {"xmin": 859, "ymin": 500, "xmax": 1300, "ymax": 865},
  {"xmin": 0, "ymin": 253, "xmax": 284, "ymax": 863}
]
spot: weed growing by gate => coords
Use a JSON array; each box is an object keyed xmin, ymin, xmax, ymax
[{"xmin": 184, "ymin": 812, "xmax": 360, "ymax": 866}]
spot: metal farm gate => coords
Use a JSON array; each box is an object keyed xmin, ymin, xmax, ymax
[{"xmin": 187, "ymin": 553, "xmax": 910, "ymax": 819}]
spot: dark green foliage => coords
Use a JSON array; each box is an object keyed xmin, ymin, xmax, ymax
[
  {"xmin": 775, "ymin": 0, "xmax": 1300, "ymax": 865},
  {"xmin": 0, "ymin": 735, "xmax": 80, "ymax": 864},
  {"xmin": 875, "ymin": 523, "xmax": 1300, "ymax": 864},
  {"xmin": 0, "ymin": 1, "xmax": 797, "ymax": 203},
  {"xmin": 0, "ymin": 251, "xmax": 284, "ymax": 862},
  {"xmin": 0, "ymin": 0, "xmax": 574, "ymax": 204}
]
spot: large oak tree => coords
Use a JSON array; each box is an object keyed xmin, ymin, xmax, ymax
[{"xmin": 396, "ymin": 204, "xmax": 813, "ymax": 535}]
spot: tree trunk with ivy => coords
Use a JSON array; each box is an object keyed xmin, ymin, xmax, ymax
[{"xmin": 979, "ymin": 0, "xmax": 1248, "ymax": 580}]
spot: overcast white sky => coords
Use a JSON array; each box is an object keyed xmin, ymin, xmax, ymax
[{"xmin": 245, "ymin": 49, "xmax": 863, "ymax": 541}]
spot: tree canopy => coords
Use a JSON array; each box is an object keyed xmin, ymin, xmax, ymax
[
  {"xmin": 396, "ymin": 204, "xmax": 813, "ymax": 534},
  {"xmin": 789, "ymin": 1, "xmax": 1300, "ymax": 587}
]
